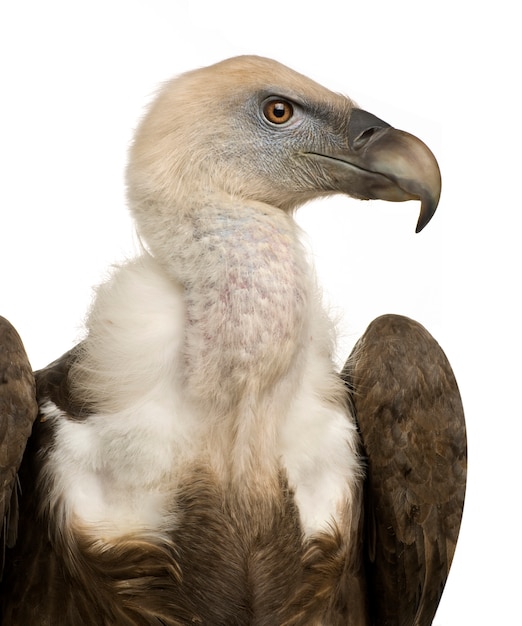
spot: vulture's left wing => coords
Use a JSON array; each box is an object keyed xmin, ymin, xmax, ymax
[
  {"xmin": 342, "ymin": 314, "xmax": 466, "ymax": 625},
  {"xmin": 0, "ymin": 317, "xmax": 38, "ymax": 572}
]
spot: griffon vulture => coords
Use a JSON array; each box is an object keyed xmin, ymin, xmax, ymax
[{"xmin": 0, "ymin": 56, "xmax": 466, "ymax": 625}]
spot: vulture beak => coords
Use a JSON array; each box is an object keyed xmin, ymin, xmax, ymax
[{"xmin": 318, "ymin": 108, "xmax": 441, "ymax": 232}]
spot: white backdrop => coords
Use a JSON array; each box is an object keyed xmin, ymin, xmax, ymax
[{"xmin": 1, "ymin": 2, "xmax": 520, "ymax": 623}]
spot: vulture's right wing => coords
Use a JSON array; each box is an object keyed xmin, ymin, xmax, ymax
[{"xmin": 0, "ymin": 316, "xmax": 38, "ymax": 572}]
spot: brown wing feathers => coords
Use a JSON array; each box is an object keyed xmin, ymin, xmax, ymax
[
  {"xmin": 342, "ymin": 313, "xmax": 467, "ymax": 625},
  {"xmin": 0, "ymin": 316, "xmax": 38, "ymax": 567}
]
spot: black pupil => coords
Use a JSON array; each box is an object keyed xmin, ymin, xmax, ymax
[{"xmin": 273, "ymin": 103, "xmax": 286, "ymax": 118}]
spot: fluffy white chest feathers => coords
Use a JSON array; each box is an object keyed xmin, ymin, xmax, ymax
[{"xmin": 44, "ymin": 209, "xmax": 361, "ymax": 540}]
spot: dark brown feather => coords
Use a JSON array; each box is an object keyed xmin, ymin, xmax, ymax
[
  {"xmin": 35, "ymin": 341, "xmax": 93, "ymax": 419},
  {"xmin": 0, "ymin": 316, "xmax": 38, "ymax": 572},
  {"xmin": 341, "ymin": 314, "xmax": 467, "ymax": 626}
]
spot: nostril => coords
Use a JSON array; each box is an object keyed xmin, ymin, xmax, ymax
[
  {"xmin": 352, "ymin": 127, "xmax": 379, "ymax": 150},
  {"xmin": 348, "ymin": 108, "xmax": 391, "ymax": 149},
  {"xmin": 359, "ymin": 127, "xmax": 376, "ymax": 141}
]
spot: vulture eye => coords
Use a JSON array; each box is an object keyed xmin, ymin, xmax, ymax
[{"xmin": 262, "ymin": 99, "xmax": 294, "ymax": 125}]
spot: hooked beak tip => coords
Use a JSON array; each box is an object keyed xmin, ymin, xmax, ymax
[{"xmin": 415, "ymin": 190, "xmax": 440, "ymax": 233}]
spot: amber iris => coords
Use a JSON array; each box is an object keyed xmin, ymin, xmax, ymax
[{"xmin": 263, "ymin": 99, "xmax": 294, "ymax": 124}]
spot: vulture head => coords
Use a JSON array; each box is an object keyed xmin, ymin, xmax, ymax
[{"xmin": 127, "ymin": 55, "xmax": 441, "ymax": 257}]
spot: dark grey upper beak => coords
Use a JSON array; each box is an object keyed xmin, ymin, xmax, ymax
[{"xmin": 317, "ymin": 108, "xmax": 442, "ymax": 232}]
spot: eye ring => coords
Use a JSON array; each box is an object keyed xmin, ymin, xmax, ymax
[{"xmin": 262, "ymin": 99, "xmax": 294, "ymax": 125}]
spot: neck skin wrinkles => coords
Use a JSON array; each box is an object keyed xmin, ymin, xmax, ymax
[
  {"xmin": 140, "ymin": 199, "xmax": 315, "ymax": 478},
  {"xmin": 163, "ymin": 202, "xmax": 311, "ymax": 405}
]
